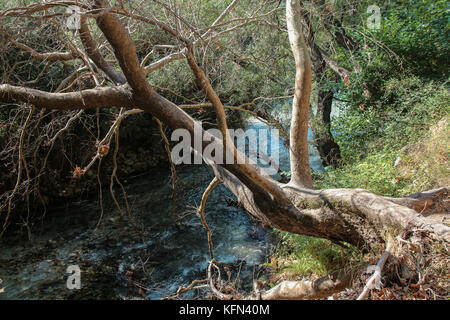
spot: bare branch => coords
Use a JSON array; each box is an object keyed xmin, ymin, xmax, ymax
[
  {"xmin": 186, "ymin": 44, "xmax": 231, "ymax": 147},
  {"xmin": 286, "ymin": 0, "xmax": 312, "ymax": 188},
  {"xmin": 260, "ymin": 269, "xmax": 353, "ymax": 300},
  {"xmin": 197, "ymin": 177, "xmax": 220, "ymax": 259},
  {"xmin": 7, "ymin": 39, "xmax": 76, "ymax": 62},
  {"xmin": 317, "ymin": 46, "xmax": 351, "ymax": 79},
  {"xmin": 1, "ymin": 1, "xmax": 86, "ymax": 17},
  {"xmin": 142, "ymin": 0, "xmax": 276, "ymax": 75},
  {"xmin": 112, "ymin": 8, "xmax": 188, "ymax": 44},
  {"xmin": 0, "ymin": 106, "xmax": 35, "ymax": 236},
  {"xmin": 357, "ymin": 241, "xmax": 393, "ymax": 300}
]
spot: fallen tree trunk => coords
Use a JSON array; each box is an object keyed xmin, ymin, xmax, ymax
[
  {"xmin": 213, "ymin": 161, "xmax": 450, "ymax": 250},
  {"xmin": 2, "ymin": 0, "xmax": 448, "ymax": 250}
]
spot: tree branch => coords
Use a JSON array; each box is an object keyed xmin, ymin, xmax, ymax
[
  {"xmin": 260, "ymin": 269, "xmax": 353, "ymax": 300},
  {"xmin": 0, "ymin": 84, "xmax": 133, "ymax": 110},
  {"xmin": 93, "ymin": 0, "xmax": 151, "ymax": 96}
]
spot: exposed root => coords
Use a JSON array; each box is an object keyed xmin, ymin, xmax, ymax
[
  {"xmin": 197, "ymin": 177, "xmax": 220, "ymax": 259},
  {"xmin": 108, "ymin": 127, "xmax": 142, "ymax": 237},
  {"xmin": 94, "ymin": 158, "xmax": 104, "ymax": 230},
  {"xmin": 178, "ymin": 227, "xmax": 449, "ymax": 300},
  {"xmin": 207, "ymin": 259, "xmax": 237, "ymax": 300},
  {"xmin": 109, "ymin": 130, "xmax": 125, "ymax": 219},
  {"xmin": 82, "ymin": 108, "xmax": 142, "ymax": 174}
]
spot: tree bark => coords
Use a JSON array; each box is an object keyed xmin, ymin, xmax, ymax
[
  {"xmin": 79, "ymin": 15, "xmax": 127, "ymax": 85},
  {"xmin": 0, "ymin": 84, "xmax": 133, "ymax": 110},
  {"xmin": 286, "ymin": 0, "xmax": 313, "ymax": 188},
  {"xmin": 304, "ymin": 13, "xmax": 342, "ymax": 167}
]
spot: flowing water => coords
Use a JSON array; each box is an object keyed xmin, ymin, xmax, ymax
[{"xmin": 0, "ymin": 117, "xmax": 323, "ymax": 300}]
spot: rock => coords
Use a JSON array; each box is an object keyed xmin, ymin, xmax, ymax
[{"xmin": 47, "ymin": 239, "xmax": 57, "ymax": 249}]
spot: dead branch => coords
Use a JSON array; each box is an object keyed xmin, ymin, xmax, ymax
[
  {"xmin": 0, "ymin": 105, "xmax": 35, "ymax": 236},
  {"xmin": 79, "ymin": 14, "xmax": 127, "ymax": 84},
  {"xmin": 164, "ymin": 279, "xmax": 209, "ymax": 300},
  {"xmin": 197, "ymin": 177, "xmax": 220, "ymax": 259},
  {"xmin": 154, "ymin": 117, "xmax": 178, "ymax": 199},
  {"xmin": 6, "ymin": 38, "xmax": 76, "ymax": 62},
  {"xmin": 357, "ymin": 241, "xmax": 393, "ymax": 300}
]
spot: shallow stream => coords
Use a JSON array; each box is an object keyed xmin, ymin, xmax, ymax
[{"xmin": 0, "ymin": 119, "xmax": 323, "ymax": 299}]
